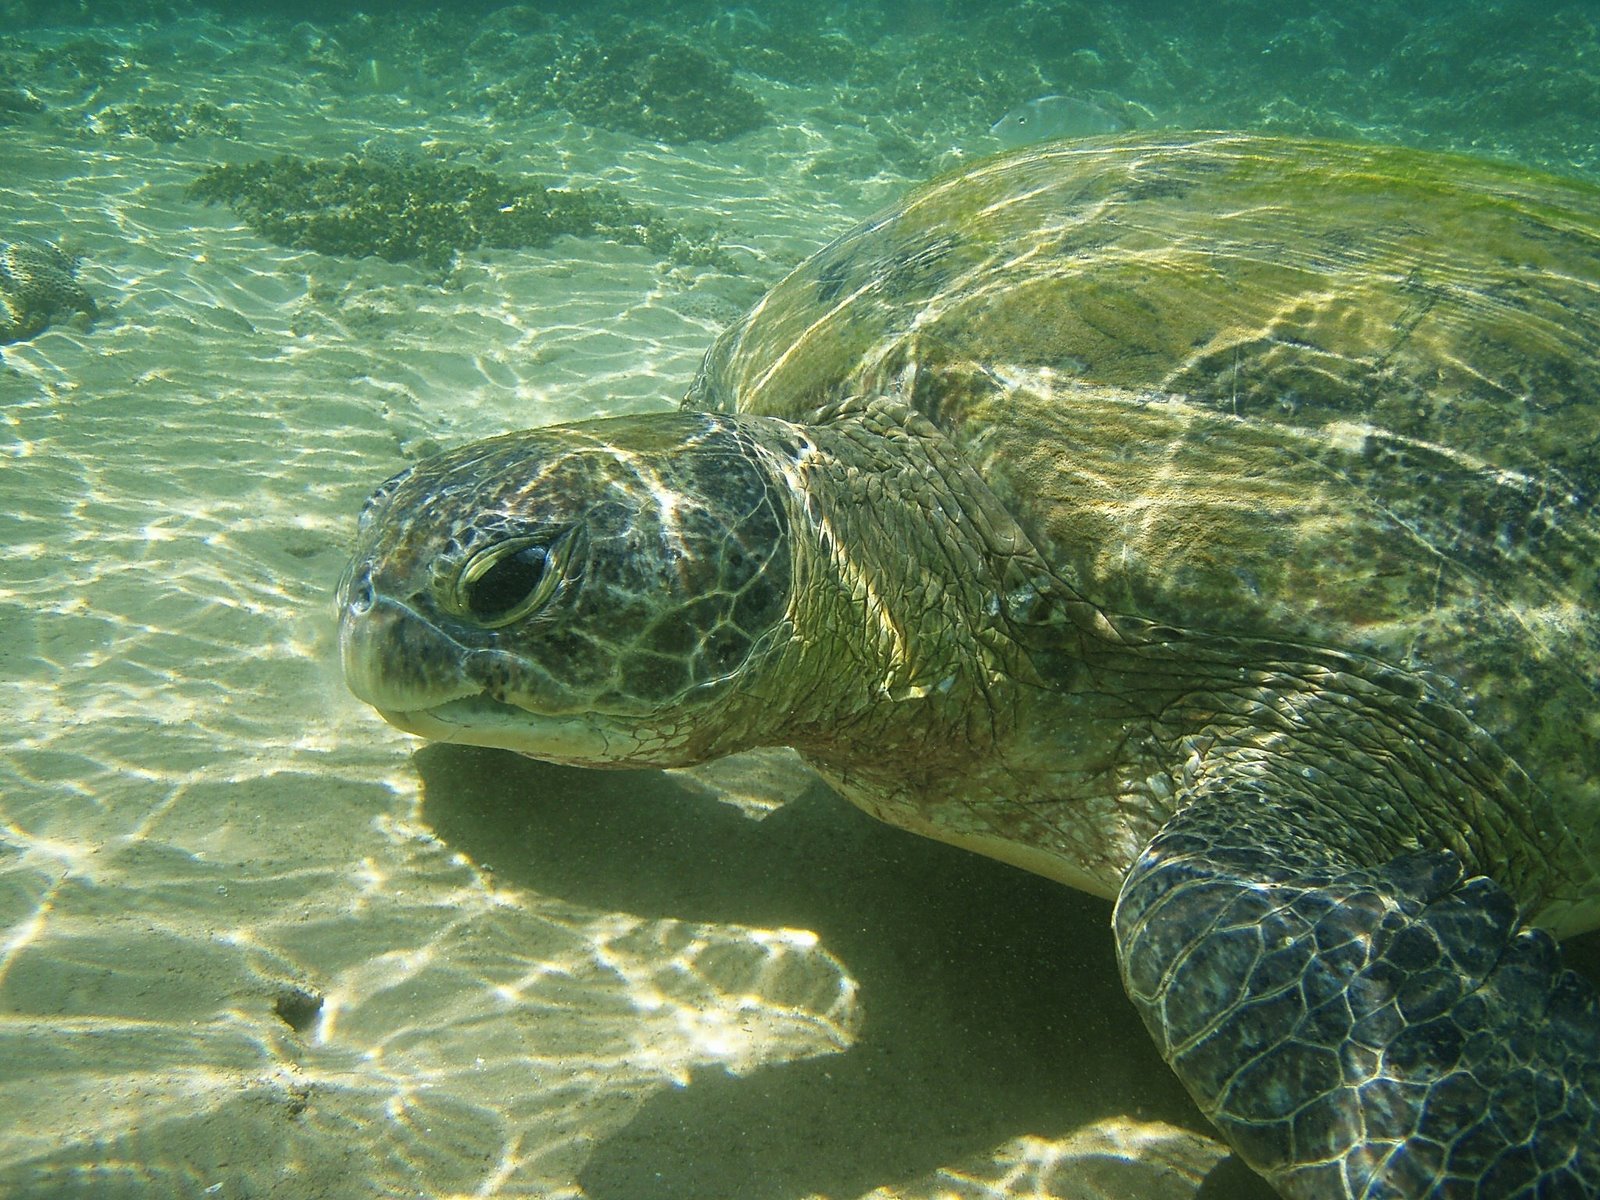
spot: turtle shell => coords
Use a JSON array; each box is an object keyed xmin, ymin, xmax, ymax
[{"xmin": 687, "ymin": 132, "xmax": 1600, "ymax": 913}]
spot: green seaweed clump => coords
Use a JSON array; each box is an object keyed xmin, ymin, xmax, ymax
[
  {"xmin": 542, "ymin": 29, "xmax": 766, "ymax": 143},
  {"xmin": 31, "ymin": 37, "xmax": 126, "ymax": 80},
  {"xmin": 0, "ymin": 238, "xmax": 97, "ymax": 344},
  {"xmin": 187, "ymin": 151, "xmax": 728, "ymax": 271},
  {"xmin": 90, "ymin": 101, "xmax": 243, "ymax": 143}
]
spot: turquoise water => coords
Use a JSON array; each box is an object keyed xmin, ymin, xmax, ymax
[{"xmin": 2, "ymin": 3, "xmax": 1599, "ymax": 1199}]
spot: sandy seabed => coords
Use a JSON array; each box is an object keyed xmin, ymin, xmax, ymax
[{"xmin": 0, "ymin": 14, "xmax": 1246, "ymax": 1200}]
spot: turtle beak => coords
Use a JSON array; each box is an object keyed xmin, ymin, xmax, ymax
[
  {"xmin": 337, "ymin": 562, "xmax": 651, "ymax": 764},
  {"xmin": 337, "ymin": 563, "xmax": 480, "ymax": 714}
]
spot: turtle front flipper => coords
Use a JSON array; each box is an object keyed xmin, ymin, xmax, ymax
[{"xmin": 1114, "ymin": 783, "xmax": 1600, "ymax": 1199}]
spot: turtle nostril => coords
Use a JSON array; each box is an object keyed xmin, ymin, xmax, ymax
[{"xmin": 344, "ymin": 568, "xmax": 376, "ymax": 616}]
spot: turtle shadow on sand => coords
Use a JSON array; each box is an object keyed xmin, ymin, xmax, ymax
[
  {"xmin": 415, "ymin": 743, "xmax": 1273, "ymax": 1200},
  {"xmin": 417, "ymin": 745, "xmax": 1600, "ymax": 1200}
]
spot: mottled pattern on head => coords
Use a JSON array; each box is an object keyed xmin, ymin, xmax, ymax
[{"xmin": 340, "ymin": 412, "xmax": 791, "ymax": 758}]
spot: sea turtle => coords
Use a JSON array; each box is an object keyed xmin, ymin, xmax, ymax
[{"xmin": 336, "ymin": 132, "xmax": 1600, "ymax": 1198}]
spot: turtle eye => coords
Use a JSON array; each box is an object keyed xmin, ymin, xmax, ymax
[{"xmin": 452, "ymin": 529, "xmax": 577, "ymax": 628}]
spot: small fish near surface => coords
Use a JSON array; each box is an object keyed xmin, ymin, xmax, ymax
[{"xmin": 990, "ymin": 94, "xmax": 1129, "ymax": 147}]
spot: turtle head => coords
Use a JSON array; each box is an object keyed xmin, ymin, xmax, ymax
[{"xmin": 337, "ymin": 412, "xmax": 794, "ymax": 766}]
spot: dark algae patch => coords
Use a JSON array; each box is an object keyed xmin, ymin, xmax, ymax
[
  {"xmin": 541, "ymin": 28, "xmax": 766, "ymax": 144},
  {"xmin": 0, "ymin": 239, "xmax": 97, "ymax": 344},
  {"xmin": 90, "ymin": 100, "xmax": 243, "ymax": 143},
  {"xmin": 275, "ymin": 13, "xmax": 767, "ymax": 143},
  {"xmin": 187, "ymin": 151, "xmax": 731, "ymax": 271},
  {"xmin": 480, "ymin": 21, "xmax": 767, "ymax": 144}
]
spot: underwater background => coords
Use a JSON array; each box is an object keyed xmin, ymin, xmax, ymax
[{"xmin": 3, "ymin": 1, "xmax": 1599, "ymax": 1197}]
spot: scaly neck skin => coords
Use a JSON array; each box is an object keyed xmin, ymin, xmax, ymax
[
  {"xmin": 716, "ymin": 399, "xmax": 1583, "ymax": 918},
  {"xmin": 716, "ymin": 398, "xmax": 1159, "ymax": 896},
  {"xmin": 727, "ymin": 396, "xmax": 1047, "ymax": 794}
]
